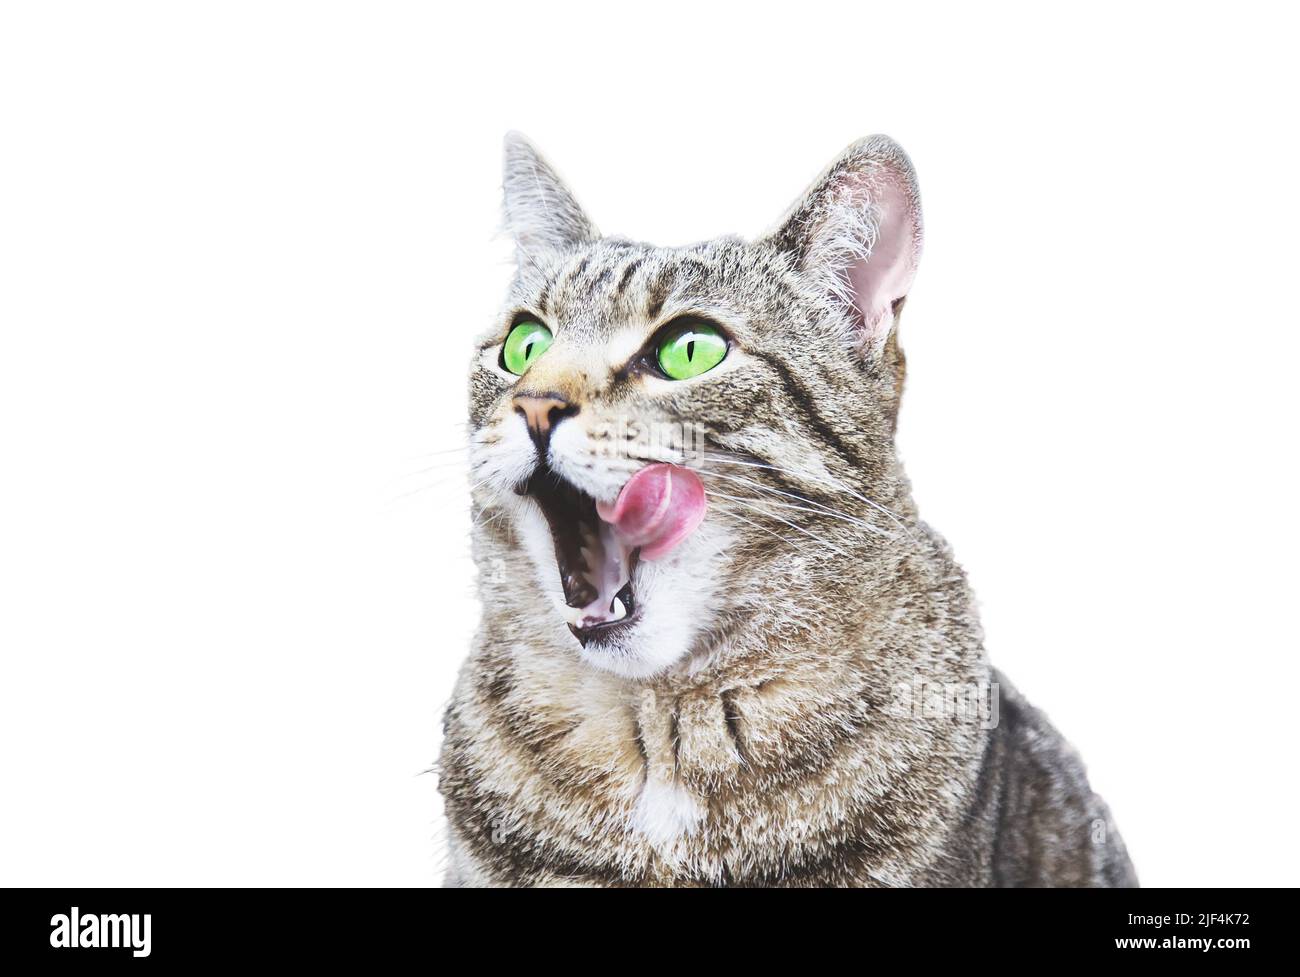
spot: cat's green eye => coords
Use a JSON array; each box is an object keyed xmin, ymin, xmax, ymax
[
  {"xmin": 656, "ymin": 322, "xmax": 728, "ymax": 380},
  {"xmin": 501, "ymin": 320, "xmax": 553, "ymax": 375}
]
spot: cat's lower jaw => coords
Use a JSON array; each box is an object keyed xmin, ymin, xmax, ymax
[
  {"xmin": 508, "ymin": 500, "xmax": 728, "ymax": 681},
  {"xmin": 515, "ymin": 461, "xmax": 719, "ymax": 677}
]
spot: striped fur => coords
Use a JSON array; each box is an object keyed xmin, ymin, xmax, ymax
[{"xmin": 439, "ymin": 135, "xmax": 1137, "ymax": 887}]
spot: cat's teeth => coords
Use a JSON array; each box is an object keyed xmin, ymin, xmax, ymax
[{"xmin": 609, "ymin": 596, "xmax": 627, "ymax": 621}]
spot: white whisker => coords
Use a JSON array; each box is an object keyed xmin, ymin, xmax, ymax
[
  {"xmin": 700, "ymin": 451, "xmax": 914, "ymax": 539},
  {"xmin": 698, "ymin": 469, "xmax": 893, "ymax": 538},
  {"xmin": 709, "ymin": 506, "xmax": 807, "ymax": 553},
  {"xmin": 710, "ymin": 495, "xmax": 853, "ymax": 559}
]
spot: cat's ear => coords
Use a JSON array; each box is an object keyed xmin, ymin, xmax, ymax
[
  {"xmin": 767, "ymin": 135, "xmax": 922, "ymax": 354},
  {"xmin": 502, "ymin": 132, "xmax": 598, "ymax": 264}
]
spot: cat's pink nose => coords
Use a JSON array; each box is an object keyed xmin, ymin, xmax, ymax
[{"xmin": 513, "ymin": 394, "xmax": 579, "ymax": 458}]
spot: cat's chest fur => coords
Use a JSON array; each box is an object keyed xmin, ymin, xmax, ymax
[{"xmin": 439, "ymin": 526, "xmax": 992, "ymax": 887}]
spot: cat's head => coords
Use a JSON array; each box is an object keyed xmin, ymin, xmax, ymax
[{"xmin": 468, "ymin": 134, "xmax": 923, "ymax": 679}]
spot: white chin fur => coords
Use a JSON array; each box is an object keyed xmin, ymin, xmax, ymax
[{"xmin": 577, "ymin": 522, "xmax": 725, "ymax": 679}]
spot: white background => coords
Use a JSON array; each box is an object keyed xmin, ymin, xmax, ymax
[{"xmin": 2, "ymin": 1, "xmax": 1296, "ymax": 887}]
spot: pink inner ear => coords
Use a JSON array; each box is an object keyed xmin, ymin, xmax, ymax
[{"xmin": 845, "ymin": 175, "xmax": 919, "ymax": 347}]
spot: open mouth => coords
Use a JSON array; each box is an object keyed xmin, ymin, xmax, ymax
[{"xmin": 517, "ymin": 466, "xmax": 640, "ymax": 646}]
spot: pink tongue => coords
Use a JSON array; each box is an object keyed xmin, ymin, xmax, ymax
[{"xmin": 596, "ymin": 463, "xmax": 707, "ymax": 561}]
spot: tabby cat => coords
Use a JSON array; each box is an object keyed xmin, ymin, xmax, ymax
[{"xmin": 437, "ymin": 134, "xmax": 1137, "ymax": 887}]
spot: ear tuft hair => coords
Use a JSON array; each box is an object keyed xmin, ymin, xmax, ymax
[
  {"xmin": 502, "ymin": 133, "xmax": 598, "ymax": 264},
  {"xmin": 768, "ymin": 135, "xmax": 923, "ymax": 354}
]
